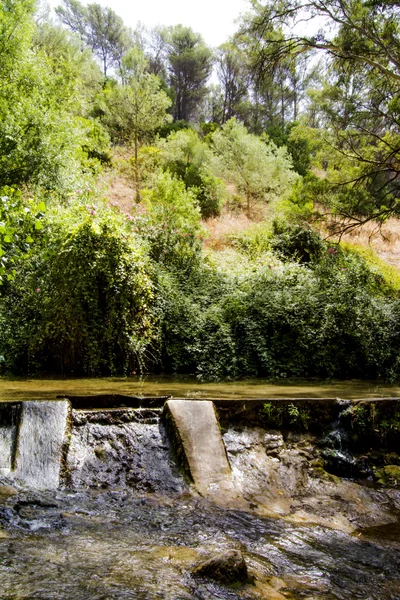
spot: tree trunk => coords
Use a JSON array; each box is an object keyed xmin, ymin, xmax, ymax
[
  {"xmin": 134, "ymin": 131, "xmax": 140, "ymax": 203},
  {"xmin": 246, "ymin": 190, "xmax": 251, "ymax": 219}
]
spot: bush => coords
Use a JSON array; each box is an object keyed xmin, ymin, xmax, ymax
[
  {"xmin": 157, "ymin": 246, "xmax": 400, "ymax": 380},
  {"xmin": 133, "ymin": 171, "xmax": 204, "ymax": 273},
  {"xmin": 0, "ymin": 218, "xmax": 157, "ymax": 375},
  {"xmin": 270, "ymin": 221, "xmax": 325, "ymax": 263}
]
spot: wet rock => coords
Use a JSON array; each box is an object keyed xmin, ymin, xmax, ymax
[
  {"xmin": 192, "ymin": 549, "xmax": 249, "ymax": 584},
  {"xmin": 263, "ymin": 432, "xmax": 284, "ymax": 455},
  {"xmin": 321, "ymin": 448, "xmax": 371, "ymax": 478},
  {"xmin": 374, "ymin": 465, "xmax": 400, "ymax": 488},
  {"xmin": 0, "ymin": 485, "xmax": 18, "ymax": 499}
]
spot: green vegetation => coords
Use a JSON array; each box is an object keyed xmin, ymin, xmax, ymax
[{"xmin": 1, "ymin": 0, "xmax": 400, "ymax": 381}]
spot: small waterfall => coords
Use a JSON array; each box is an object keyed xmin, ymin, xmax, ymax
[
  {"xmin": 67, "ymin": 409, "xmax": 185, "ymax": 493},
  {"xmin": 13, "ymin": 400, "xmax": 70, "ymax": 490},
  {"xmin": 0, "ymin": 402, "xmax": 20, "ymax": 475}
]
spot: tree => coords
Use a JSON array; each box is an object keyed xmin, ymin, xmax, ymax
[
  {"xmin": 102, "ymin": 48, "xmax": 171, "ymax": 200},
  {"xmin": 159, "ymin": 129, "xmax": 225, "ymax": 218},
  {"xmin": 245, "ymin": 0, "xmax": 400, "ymax": 226},
  {"xmin": 215, "ymin": 42, "xmax": 249, "ymax": 123},
  {"xmin": 56, "ymin": 0, "xmax": 131, "ymax": 76},
  {"xmin": 211, "ymin": 119, "xmax": 299, "ymax": 217},
  {"xmin": 161, "ymin": 25, "xmax": 213, "ymax": 122},
  {"xmin": 0, "ymin": 0, "xmax": 96, "ymax": 191}
]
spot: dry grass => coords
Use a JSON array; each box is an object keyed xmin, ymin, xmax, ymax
[
  {"xmin": 98, "ymin": 147, "xmax": 136, "ymax": 213},
  {"xmin": 327, "ymin": 218, "xmax": 400, "ymax": 269},
  {"xmin": 203, "ymin": 212, "xmax": 257, "ymax": 250}
]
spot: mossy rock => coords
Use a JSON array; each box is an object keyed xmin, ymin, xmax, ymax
[{"xmin": 374, "ymin": 465, "xmax": 400, "ymax": 488}]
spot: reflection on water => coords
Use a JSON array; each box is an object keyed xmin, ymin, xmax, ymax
[{"xmin": 1, "ymin": 374, "xmax": 400, "ymax": 401}]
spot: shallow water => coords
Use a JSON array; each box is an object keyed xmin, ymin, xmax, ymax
[
  {"xmin": 1, "ymin": 385, "xmax": 399, "ymax": 599},
  {"xmin": 0, "ymin": 488, "xmax": 399, "ymax": 600},
  {"xmin": 1, "ymin": 374, "xmax": 400, "ymax": 401}
]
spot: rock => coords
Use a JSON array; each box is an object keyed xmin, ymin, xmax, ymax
[
  {"xmin": 0, "ymin": 485, "xmax": 18, "ymax": 498},
  {"xmin": 192, "ymin": 549, "xmax": 249, "ymax": 584},
  {"xmin": 374, "ymin": 465, "xmax": 400, "ymax": 488},
  {"xmin": 264, "ymin": 432, "xmax": 284, "ymax": 454}
]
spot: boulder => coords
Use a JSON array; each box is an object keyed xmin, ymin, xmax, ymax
[{"xmin": 0, "ymin": 485, "xmax": 18, "ymax": 499}]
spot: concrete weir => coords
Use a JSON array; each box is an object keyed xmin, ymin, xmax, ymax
[
  {"xmin": 0, "ymin": 400, "xmax": 70, "ymax": 490},
  {"xmin": 163, "ymin": 400, "xmax": 231, "ymax": 495}
]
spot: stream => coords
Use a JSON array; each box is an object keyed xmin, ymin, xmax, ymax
[{"xmin": 0, "ymin": 378, "xmax": 399, "ymax": 599}]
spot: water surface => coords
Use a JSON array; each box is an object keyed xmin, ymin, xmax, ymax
[{"xmin": 1, "ymin": 375, "xmax": 400, "ymax": 401}]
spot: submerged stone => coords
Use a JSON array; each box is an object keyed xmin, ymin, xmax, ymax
[{"xmin": 192, "ymin": 549, "xmax": 249, "ymax": 584}]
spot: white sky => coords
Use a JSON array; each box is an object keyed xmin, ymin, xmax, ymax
[{"xmin": 49, "ymin": 0, "xmax": 252, "ymax": 47}]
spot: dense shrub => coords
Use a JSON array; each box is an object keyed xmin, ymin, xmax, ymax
[
  {"xmin": 2, "ymin": 189, "xmax": 400, "ymax": 381},
  {"xmin": 134, "ymin": 171, "xmax": 204, "ymax": 272},
  {"xmin": 156, "ymin": 243, "xmax": 400, "ymax": 380},
  {"xmin": 0, "ymin": 219, "xmax": 157, "ymax": 375}
]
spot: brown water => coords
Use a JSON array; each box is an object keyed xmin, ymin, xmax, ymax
[{"xmin": 1, "ymin": 375, "xmax": 400, "ymax": 401}]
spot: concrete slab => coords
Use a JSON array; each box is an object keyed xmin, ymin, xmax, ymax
[
  {"xmin": 164, "ymin": 400, "xmax": 231, "ymax": 495},
  {"xmin": 13, "ymin": 400, "xmax": 70, "ymax": 489}
]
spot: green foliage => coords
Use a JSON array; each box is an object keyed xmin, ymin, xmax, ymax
[
  {"xmin": 0, "ymin": 188, "xmax": 45, "ymax": 286},
  {"xmin": 265, "ymin": 123, "xmax": 311, "ymax": 176},
  {"xmin": 100, "ymin": 49, "xmax": 172, "ymax": 147},
  {"xmin": 130, "ymin": 171, "xmax": 203, "ymax": 272},
  {"xmin": 229, "ymin": 222, "xmax": 273, "ymax": 258},
  {"xmin": 341, "ymin": 243, "xmax": 400, "ymax": 296},
  {"xmin": 211, "ymin": 119, "xmax": 299, "ymax": 217},
  {"xmin": 156, "ymin": 120, "xmax": 192, "ymax": 138},
  {"xmin": 159, "ymin": 129, "xmax": 225, "ymax": 218},
  {"xmin": 0, "ymin": 216, "xmax": 156, "ymax": 375},
  {"xmin": 155, "ymin": 237, "xmax": 400, "ymax": 380},
  {"xmin": 262, "ymin": 402, "xmax": 311, "ymax": 430},
  {"xmin": 160, "ymin": 25, "xmax": 213, "ymax": 122},
  {"xmin": 246, "ymin": 0, "xmax": 400, "ymax": 224},
  {"xmin": 78, "ymin": 118, "xmax": 111, "ymax": 166},
  {"xmin": 0, "ymin": 1, "xmax": 106, "ymax": 193},
  {"xmin": 56, "ymin": 0, "xmax": 131, "ymax": 77},
  {"xmin": 270, "ymin": 221, "xmax": 325, "ymax": 263}
]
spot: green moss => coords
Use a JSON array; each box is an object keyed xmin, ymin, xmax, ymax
[{"xmin": 374, "ymin": 465, "xmax": 400, "ymax": 488}]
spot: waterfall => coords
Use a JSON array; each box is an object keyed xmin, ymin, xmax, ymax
[{"xmin": 67, "ymin": 409, "xmax": 185, "ymax": 493}]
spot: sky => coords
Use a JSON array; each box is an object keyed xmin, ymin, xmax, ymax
[{"xmin": 49, "ymin": 0, "xmax": 253, "ymax": 47}]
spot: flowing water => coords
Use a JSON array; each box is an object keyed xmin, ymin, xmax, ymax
[
  {"xmin": 13, "ymin": 401, "xmax": 70, "ymax": 490},
  {"xmin": 0, "ymin": 381, "xmax": 399, "ymax": 599},
  {"xmin": 0, "ymin": 485, "xmax": 399, "ymax": 599}
]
